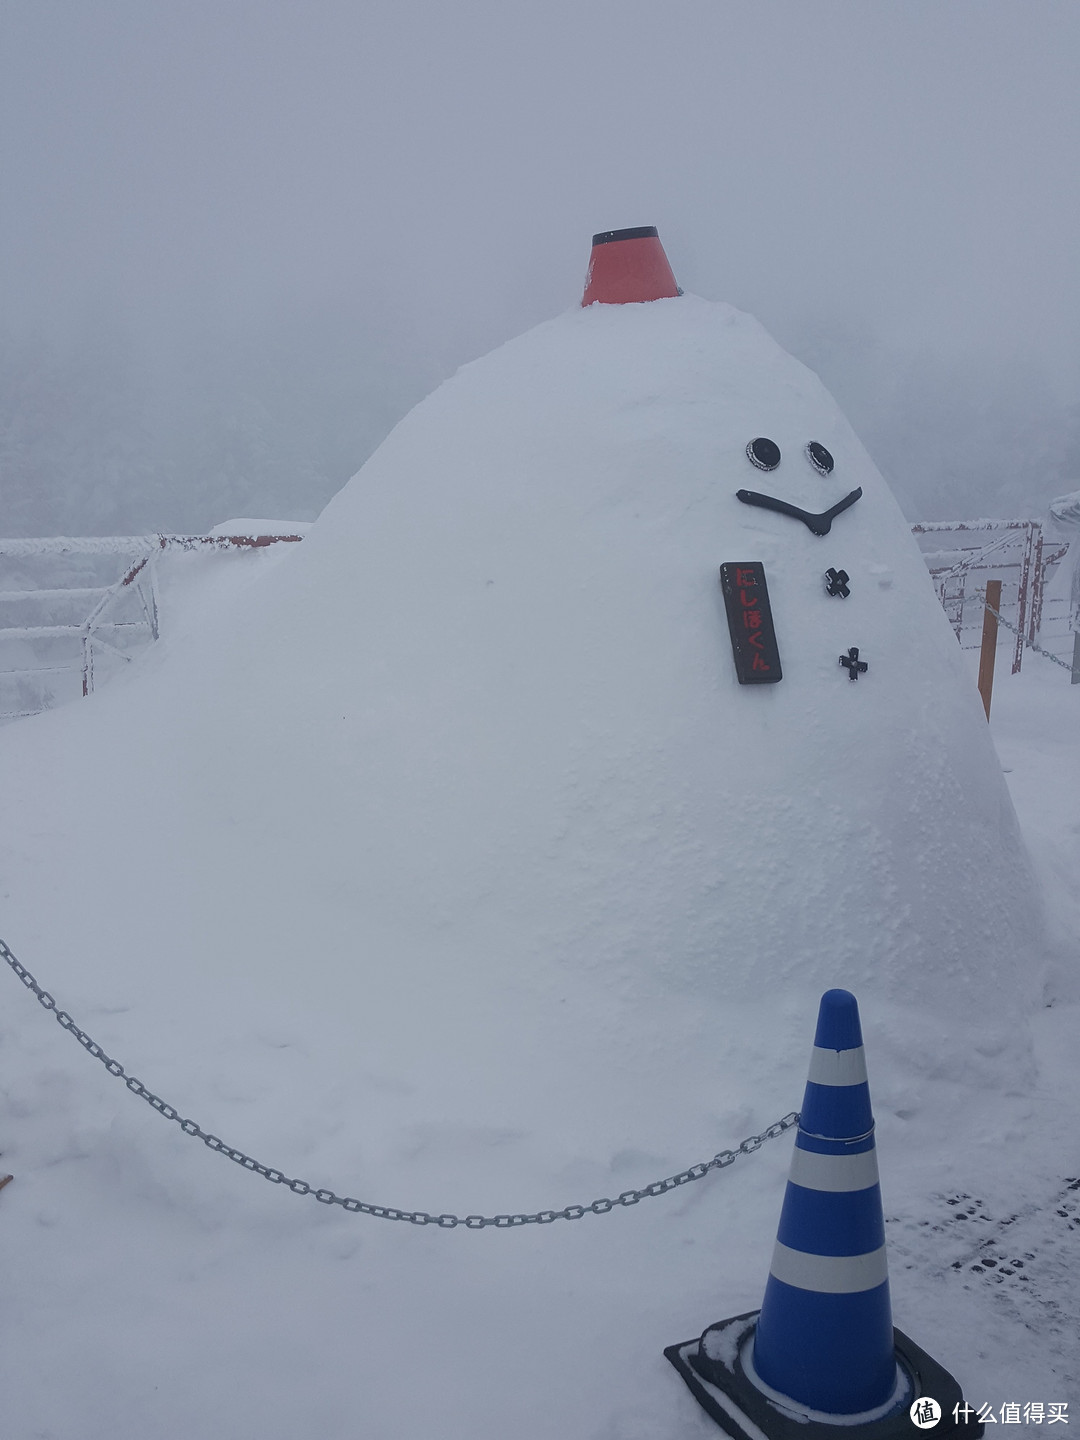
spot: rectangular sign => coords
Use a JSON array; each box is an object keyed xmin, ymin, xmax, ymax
[{"xmin": 719, "ymin": 562, "xmax": 782, "ymax": 685}]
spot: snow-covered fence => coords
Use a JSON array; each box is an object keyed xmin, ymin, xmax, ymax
[
  {"xmin": 910, "ymin": 518, "xmax": 1073, "ymax": 674},
  {"xmin": 0, "ymin": 532, "xmax": 303, "ymax": 722},
  {"xmin": 1, "ymin": 520, "xmax": 1072, "ymax": 722}
]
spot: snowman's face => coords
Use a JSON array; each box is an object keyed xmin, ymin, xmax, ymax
[
  {"xmin": 720, "ymin": 427, "xmax": 867, "ymax": 685},
  {"xmin": 737, "ymin": 435, "xmax": 862, "ymax": 538}
]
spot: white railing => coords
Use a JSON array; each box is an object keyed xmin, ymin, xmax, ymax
[
  {"xmin": 0, "ymin": 533, "xmax": 303, "ymax": 721},
  {"xmin": 1, "ymin": 519, "xmax": 1074, "ymax": 723},
  {"xmin": 910, "ymin": 518, "xmax": 1073, "ymax": 674}
]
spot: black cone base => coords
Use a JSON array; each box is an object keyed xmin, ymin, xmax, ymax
[{"xmin": 664, "ymin": 1312, "xmax": 983, "ymax": 1439}]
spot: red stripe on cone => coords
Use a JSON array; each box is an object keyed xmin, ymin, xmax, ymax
[{"xmin": 581, "ymin": 226, "xmax": 680, "ymax": 306}]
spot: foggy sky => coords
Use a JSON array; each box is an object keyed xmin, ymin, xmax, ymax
[{"xmin": 2, "ymin": 1, "xmax": 1080, "ymax": 534}]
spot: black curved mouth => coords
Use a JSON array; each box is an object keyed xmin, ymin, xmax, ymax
[{"xmin": 735, "ymin": 486, "xmax": 863, "ymax": 537}]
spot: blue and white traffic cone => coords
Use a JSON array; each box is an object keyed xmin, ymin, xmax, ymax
[
  {"xmin": 751, "ymin": 987, "xmax": 893, "ymax": 1411},
  {"xmin": 664, "ymin": 989, "xmax": 982, "ymax": 1438}
]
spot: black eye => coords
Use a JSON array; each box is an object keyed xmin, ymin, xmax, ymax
[
  {"xmin": 746, "ymin": 437, "xmax": 781, "ymax": 472},
  {"xmin": 805, "ymin": 441, "xmax": 834, "ymax": 475}
]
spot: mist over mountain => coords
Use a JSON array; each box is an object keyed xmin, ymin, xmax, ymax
[
  {"xmin": 3, "ymin": 309, "xmax": 1075, "ymax": 537},
  {"xmin": 0, "ymin": 306, "xmax": 430, "ymax": 536},
  {"xmin": 2, "ymin": 2, "xmax": 1079, "ymax": 536}
]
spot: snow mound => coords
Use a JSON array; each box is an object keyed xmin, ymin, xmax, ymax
[
  {"xmin": 0, "ymin": 292, "xmax": 1062, "ymax": 1440},
  {"xmin": 0, "ymin": 295, "xmax": 1045, "ymax": 1127},
  {"xmin": 193, "ymin": 293, "xmax": 1040, "ymax": 1014}
]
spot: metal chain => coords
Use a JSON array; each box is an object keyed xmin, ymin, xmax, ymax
[
  {"xmin": 1, "ymin": 937, "xmax": 799, "ymax": 1228},
  {"xmin": 980, "ymin": 594, "xmax": 1076, "ymax": 675}
]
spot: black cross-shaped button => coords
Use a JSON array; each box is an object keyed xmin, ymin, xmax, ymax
[
  {"xmin": 840, "ymin": 646, "xmax": 868, "ymax": 681},
  {"xmin": 825, "ymin": 567, "xmax": 850, "ymax": 598}
]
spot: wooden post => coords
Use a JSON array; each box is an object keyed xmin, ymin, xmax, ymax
[
  {"xmin": 977, "ymin": 579, "xmax": 1002, "ymax": 720},
  {"xmin": 1071, "ymin": 629, "xmax": 1080, "ymax": 686}
]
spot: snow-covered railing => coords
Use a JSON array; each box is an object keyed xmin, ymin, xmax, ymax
[
  {"xmin": 0, "ymin": 532, "xmax": 304, "ymax": 722},
  {"xmin": 2, "ymin": 520, "xmax": 1072, "ymax": 723},
  {"xmin": 910, "ymin": 518, "xmax": 1072, "ymax": 674}
]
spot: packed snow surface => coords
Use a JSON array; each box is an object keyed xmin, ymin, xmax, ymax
[{"xmin": 0, "ymin": 295, "xmax": 1076, "ymax": 1438}]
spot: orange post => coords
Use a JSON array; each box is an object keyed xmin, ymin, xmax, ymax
[{"xmin": 977, "ymin": 579, "xmax": 1002, "ymax": 720}]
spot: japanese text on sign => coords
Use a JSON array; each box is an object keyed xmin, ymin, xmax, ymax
[{"xmin": 719, "ymin": 562, "xmax": 782, "ymax": 685}]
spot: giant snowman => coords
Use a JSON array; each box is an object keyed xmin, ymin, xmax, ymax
[
  {"xmin": 208, "ymin": 226, "xmax": 1040, "ymax": 1020},
  {"xmin": 3, "ymin": 227, "xmax": 1045, "ymax": 1075},
  {"xmin": 1, "ymin": 226, "xmax": 1044, "ymax": 1134},
  {"xmin": 0, "ymin": 227, "xmax": 1051, "ymax": 1440}
]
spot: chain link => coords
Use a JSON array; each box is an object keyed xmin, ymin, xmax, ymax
[
  {"xmin": 980, "ymin": 594, "xmax": 1076, "ymax": 675},
  {"xmin": 1, "ymin": 936, "xmax": 798, "ymax": 1228}
]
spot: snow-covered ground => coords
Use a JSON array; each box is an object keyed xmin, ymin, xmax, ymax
[
  {"xmin": 1, "ymin": 296, "xmax": 1077, "ymax": 1439},
  {"xmin": 1, "ymin": 654, "xmax": 1075, "ymax": 1440}
]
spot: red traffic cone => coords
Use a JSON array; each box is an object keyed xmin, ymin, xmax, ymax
[{"xmin": 581, "ymin": 226, "xmax": 680, "ymax": 306}]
